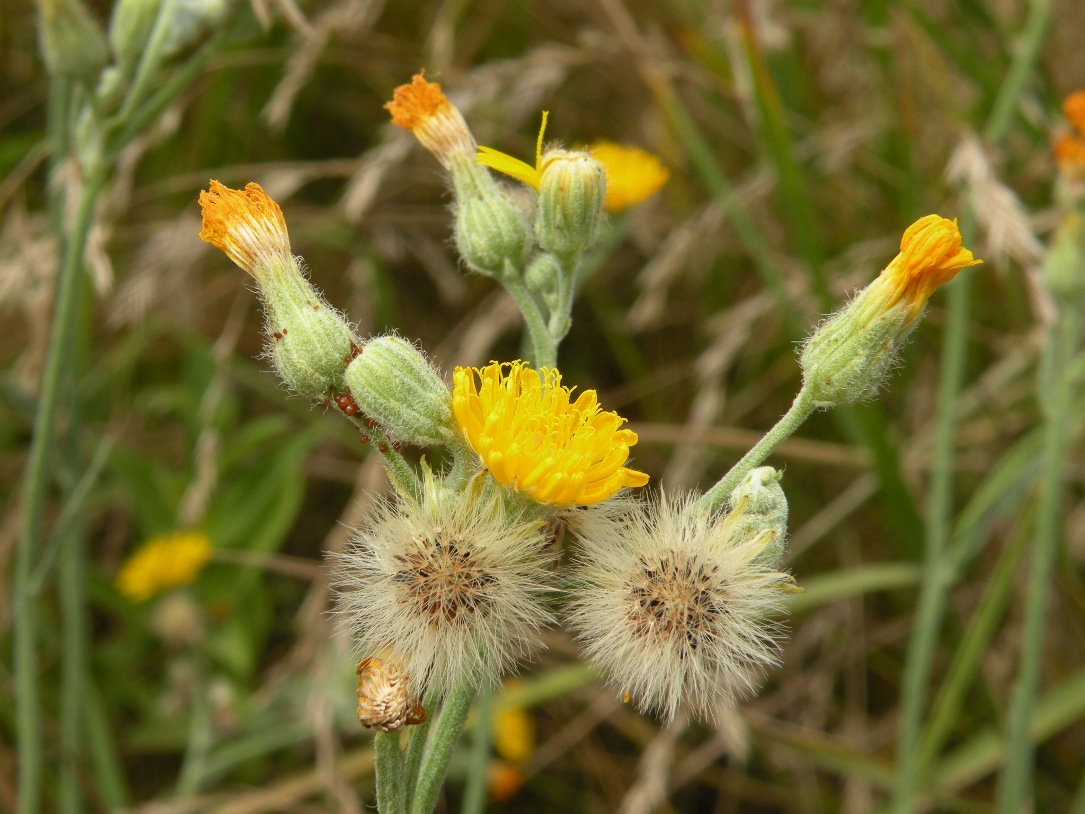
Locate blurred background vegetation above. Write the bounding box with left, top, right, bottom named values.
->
left=2, top=0, right=1085, bottom=811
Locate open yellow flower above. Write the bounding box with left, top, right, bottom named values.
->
left=198, top=180, right=291, bottom=277
left=386, top=73, right=476, bottom=168
left=116, top=531, right=212, bottom=603
left=452, top=361, right=649, bottom=506
left=865, top=215, right=982, bottom=322
left=588, top=141, right=669, bottom=212
left=476, top=112, right=553, bottom=189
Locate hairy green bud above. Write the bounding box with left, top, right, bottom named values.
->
left=450, top=154, right=530, bottom=276
left=263, top=269, right=358, bottom=401
left=199, top=180, right=359, bottom=401
left=534, top=149, right=605, bottom=259
left=39, top=0, right=108, bottom=79
left=344, top=336, right=454, bottom=447
left=800, top=295, right=910, bottom=409
left=727, top=467, right=788, bottom=567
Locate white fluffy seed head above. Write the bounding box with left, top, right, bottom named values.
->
left=567, top=491, right=795, bottom=723
left=333, top=470, right=555, bottom=698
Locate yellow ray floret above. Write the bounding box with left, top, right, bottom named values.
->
left=452, top=361, right=649, bottom=506
left=477, top=111, right=551, bottom=189
left=587, top=141, right=669, bottom=212
left=116, top=531, right=212, bottom=603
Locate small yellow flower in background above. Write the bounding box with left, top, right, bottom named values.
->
left=198, top=181, right=291, bottom=277
left=386, top=73, right=477, bottom=168
left=493, top=691, right=535, bottom=764
left=476, top=111, right=552, bottom=189
left=116, top=531, right=212, bottom=603
left=487, top=681, right=536, bottom=802
left=587, top=141, right=669, bottom=212
left=452, top=361, right=649, bottom=506
left=865, top=215, right=982, bottom=323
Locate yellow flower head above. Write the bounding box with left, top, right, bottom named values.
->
left=452, top=361, right=649, bottom=506
left=866, top=215, right=982, bottom=322
left=386, top=73, right=476, bottom=168
left=198, top=180, right=291, bottom=277
left=588, top=141, right=669, bottom=212
left=1054, top=91, right=1085, bottom=185
left=476, top=111, right=555, bottom=189
left=116, top=531, right=212, bottom=603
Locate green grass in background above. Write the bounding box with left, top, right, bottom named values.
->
left=2, top=0, right=1084, bottom=811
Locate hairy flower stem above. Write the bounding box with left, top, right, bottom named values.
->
left=696, top=388, right=815, bottom=513
left=503, top=273, right=556, bottom=370
left=408, top=683, right=476, bottom=814
left=375, top=732, right=407, bottom=814
left=461, top=688, right=493, bottom=814
left=15, top=166, right=106, bottom=814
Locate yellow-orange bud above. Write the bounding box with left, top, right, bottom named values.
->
left=198, top=181, right=291, bottom=278
left=800, top=216, right=981, bottom=408
left=386, top=73, right=476, bottom=168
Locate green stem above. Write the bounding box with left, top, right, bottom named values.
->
left=893, top=1, right=1051, bottom=804
left=695, top=388, right=815, bottom=513
left=916, top=517, right=1031, bottom=778
left=14, top=167, right=105, bottom=814
left=546, top=255, right=577, bottom=345
left=982, top=0, right=1052, bottom=145
left=107, top=0, right=177, bottom=133
left=349, top=416, right=422, bottom=502
left=174, top=656, right=213, bottom=797
left=460, top=688, right=493, bottom=814
left=996, top=308, right=1079, bottom=812
left=403, top=693, right=436, bottom=811
left=408, top=684, right=476, bottom=814
left=503, top=274, right=556, bottom=370
left=375, top=732, right=407, bottom=814
left=892, top=268, right=972, bottom=813
left=58, top=521, right=86, bottom=814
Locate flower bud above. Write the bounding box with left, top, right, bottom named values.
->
left=727, top=467, right=788, bottom=567
left=345, top=335, right=454, bottom=447
left=355, top=656, right=428, bottom=732
left=265, top=272, right=359, bottom=401
left=198, top=181, right=360, bottom=400
left=387, top=73, right=477, bottom=169
left=1042, top=209, right=1085, bottom=304
left=801, top=215, right=981, bottom=408
left=450, top=154, right=531, bottom=276
left=534, top=149, right=605, bottom=258
left=108, top=0, right=160, bottom=74
left=38, top=0, right=109, bottom=79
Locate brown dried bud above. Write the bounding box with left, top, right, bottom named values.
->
left=355, top=657, right=428, bottom=732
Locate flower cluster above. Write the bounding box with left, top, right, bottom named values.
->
left=196, top=72, right=982, bottom=731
